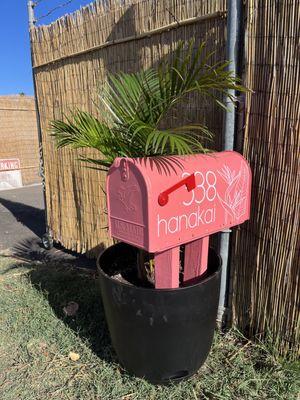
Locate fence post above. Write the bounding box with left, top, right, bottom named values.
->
left=218, top=0, right=243, bottom=325
left=27, top=1, right=36, bottom=28
left=27, top=0, right=52, bottom=244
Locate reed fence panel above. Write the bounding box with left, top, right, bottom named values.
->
left=30, top=0, right=299, bottom=357
left=0, top=96, right=40, bottom=186
left=30, top=0, right=227, bottom=255
left=230, top=0, right=300, bottom=358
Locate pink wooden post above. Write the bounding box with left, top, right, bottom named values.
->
left=154, top=247, right=180, bottom=289
left=155, top=174, right=196, bottom=288
left=183, top=236, right=209, bottom=284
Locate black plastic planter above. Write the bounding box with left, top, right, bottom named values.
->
left=98, top=242, right=222, bottom=384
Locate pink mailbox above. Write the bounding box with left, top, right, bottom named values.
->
left=107, top=151, right=251, bottom=288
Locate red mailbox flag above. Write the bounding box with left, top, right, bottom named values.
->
left=107, top=151, right=251, bottom=288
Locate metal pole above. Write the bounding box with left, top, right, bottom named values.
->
left=27, top=1, right=52, bottom=243
left=27, top=1, right=36, bottom=28
left=217, top=0, right=242, bottom=323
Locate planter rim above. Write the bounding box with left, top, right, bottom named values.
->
left=97, top=243, right=222, bottom=293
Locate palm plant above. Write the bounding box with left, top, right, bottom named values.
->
left=51, top=40, right=245, bottom=285
left=51, top=40, right=244, bottom=169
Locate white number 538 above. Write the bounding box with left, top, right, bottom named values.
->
left=182, top=171, right=217, bottom=206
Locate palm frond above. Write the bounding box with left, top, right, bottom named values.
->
left=50, top=40, right=247, bottom=167
left=77, top=156, right=111, bottom=171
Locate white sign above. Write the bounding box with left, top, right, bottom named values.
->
left=0, top=158, right=23, bottom=190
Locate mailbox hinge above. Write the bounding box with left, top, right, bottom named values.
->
left=120, top=159, right=129, bottom=181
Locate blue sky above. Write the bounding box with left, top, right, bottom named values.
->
left=0, top=0, right=92, bottom=95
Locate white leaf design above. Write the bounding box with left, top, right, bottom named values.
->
left=217, top=162, right=248, bottom=221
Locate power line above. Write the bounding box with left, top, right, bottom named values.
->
left=36, top=0, right=76, bottom=22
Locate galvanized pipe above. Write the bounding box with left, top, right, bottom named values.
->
left=27, top=0, right=36, bottom=28
left=27, top=1, right=50, bottom=238
left=217, top=0, right=242, bottom=323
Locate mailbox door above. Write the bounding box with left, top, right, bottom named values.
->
left=107, top=158, right=150, bottom=249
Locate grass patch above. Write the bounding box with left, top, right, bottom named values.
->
left=0, top=256, right=299, bottom=400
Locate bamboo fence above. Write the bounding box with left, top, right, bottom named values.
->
left=30, top=0, right=299, bottom=357
left=230, top=0, right=300, bottom=358
left=30, top=0, right=227, bottom=255
left=0, top=96, right=40, bottom=185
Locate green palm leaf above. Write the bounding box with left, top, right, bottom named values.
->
left=50, top=40, right=246, bottom=168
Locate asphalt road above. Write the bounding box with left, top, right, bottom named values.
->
left=0, top=184, right=45, bottom=252
left=0, top=184, right=95, bottom=267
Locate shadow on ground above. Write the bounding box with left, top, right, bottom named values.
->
left=1, top=237, right=114, bottom=361
left=0, top=195, right=101, bottom=269
left=0, top=196, right=113, bottom=363
left=8, top=237, right=97, bottom=269
left=0, top=193, right=113, bottom=362
left=0, top=197, right=45, bottom=238
left=26, top=260, right=116, bottom=364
